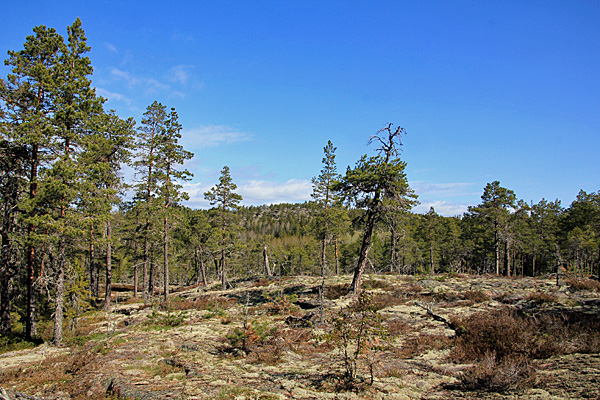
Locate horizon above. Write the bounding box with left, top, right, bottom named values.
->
left=2, top=1, right=598, bottom=216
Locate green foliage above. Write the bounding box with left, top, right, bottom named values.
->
left=0, top=334, right=38, bottom=354
left=145, top=309, right=187, bottom=329
left=263, top=294, right=299, bottom=315
left=225, top=320, right=276, bottom=353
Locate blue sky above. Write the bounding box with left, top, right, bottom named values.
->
left=2, top=1, right=599, bottom=216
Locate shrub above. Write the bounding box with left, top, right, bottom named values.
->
left=449, top=308, right=600, bottom=393
left=393, top=284, right=423, bottom=299
left=526, top=291, right=558, bottom=304
left=371, top=293, right=406, bottom=311
left=461, top=290, right=490, bottom=303
left=460, top=352, right=535, bottom=392
left=363, top=279, right=393, bottom=291
left=318, top=292, right=388, bottom=389
left=566, top=277, right=600, bottom=292
left=145, top=309, right=186, bottom=329
left=386, top=317, right=413, bottom=337
left=225, top=320, right=277, bottom=354
left=0, top=334, right=38, bottom=354
left=263, top=294, right=299, bottom=316
left=450, top=310, right=535, bottom=363
left=325, top=283, right=350, bottom=300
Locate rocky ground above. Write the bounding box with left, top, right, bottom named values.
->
left=1, top=273, right=599, bottom=399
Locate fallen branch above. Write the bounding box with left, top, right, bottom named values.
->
left=415, top=301, right=463, bottom=335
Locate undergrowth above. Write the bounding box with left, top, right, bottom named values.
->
left=449, top=308, right=600, bottom=392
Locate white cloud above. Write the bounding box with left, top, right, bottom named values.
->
left=181, top=182, right=213, bottom=209
left=409, top=181, right=478, bottom=216
left=410, top=181, right=475, bottom=197
left=239, top=179, right=312, bottom=205
left=168, top=65, right=192, bottom=85
left=110, top=67, right=170, bottom=93
left=412, top=200, right=469, bottom=217
left=95, top=88, right=133, bottom=105
left=182, top=125, right=252, bottom=148
left=181, top=179, right=312, bottom=208
left=104, top=42, right=118, bottom=53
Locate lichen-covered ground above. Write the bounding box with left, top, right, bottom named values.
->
left=1, top=274, right=599, bottom=399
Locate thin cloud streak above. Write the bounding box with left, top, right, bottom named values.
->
left=95, top=88, right=133, bottom=105
left=183, top=125, right=252, bottom=148
left=410, top=181, right=475, bottom=197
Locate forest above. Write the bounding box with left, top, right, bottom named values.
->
left=1, top=19, right=599, bottom=351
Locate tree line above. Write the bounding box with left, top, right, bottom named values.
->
left=1, top=21, right=599, bottom=346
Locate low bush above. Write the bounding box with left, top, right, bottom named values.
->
left=363, top=279, right=393, bottom=291
left=526, top=291, right=558, bottom=304
left=0, top=334, right=38, bottom=354
left=324, top=283, right=350, bottom=300
left=393, top=284, right=423, bottom=299
left=371, top=293, right=406, bottom=310
left=386, top=317, right=413, bottom=337
left=461, top=290, right=490, bottom=303
left=566, top=277, right=600, bottom=292
left=144, top=309, right=187, bottom=329
left=263, top=294, right=300, bottom=316
left=460, top=352, right=535, bottom=393
left=449, top=308, right=600, bottom=392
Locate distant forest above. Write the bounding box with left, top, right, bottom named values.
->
left=1, top=20, right=599, bottom=345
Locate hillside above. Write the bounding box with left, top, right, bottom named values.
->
left=1, top=273, right=600, bottom=399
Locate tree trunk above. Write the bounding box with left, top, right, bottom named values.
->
left=349, top=210, right=376, bottom=296
left=163, top=214, right=169, bottom=302
left=429, top=242, right=435, bottom=275
left=505, top=240, right=511, bottom=277
left=390, top=227, right=397, bottom=273
left=133, top=236, right=139, bottom=298
left=25, top=144, right=39, bottom=340
left=320, top=234, right=327, bottom=278
left=89, top=223, right=97, bottom=299
left=334, top=238, right=339, bottom=275
left=221, top=248, right=226, bottom=290
left=199, top=247, right=207, bottom=286
left=53, top=241, right=65, bottom=345
left=495, top=230, right=500, bottom=275
left=221, top=215, right=226, bottom=290
left=143, top=225, right=149, bottom=301
left=105, top=221, right=112, bottom=310
left=0, top=234, right=11, bottom=334
left=264, top=245, right=272, bottom=276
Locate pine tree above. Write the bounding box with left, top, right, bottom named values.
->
left=80, top=110, right=135, bottom=309
left=1, top=23, right=63, bottom=339
left=204, top=166, right=242, bottom=290
left=467, top=181, right=516, bottom=275
left=134, top=101, right=167, bottom=301
left=335, top=124, right=417, bottom=295
left=155, top=107, right=193, bottom=302
left=311, top=140, right=344, bottom=277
